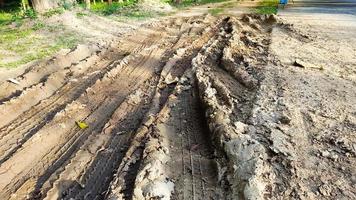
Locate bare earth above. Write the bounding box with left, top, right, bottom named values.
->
left=0, top=2, right=355, bottom=200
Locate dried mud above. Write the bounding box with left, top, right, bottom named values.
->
left=0, top=12, right=355, bottom=200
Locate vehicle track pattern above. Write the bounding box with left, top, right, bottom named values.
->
left=0, top=14, right=280, bottom=200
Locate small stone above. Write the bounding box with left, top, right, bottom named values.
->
left=7, top=78, right=20, bottom=85
left=321, top=150, right=330, bottom=158
left=279, top=115, right=291, bottom=124
left=294, top=59, right=323, bottom=70
left=267, top=14, right=278, bottom=24
left=179, top=76, right=188, bottom=84
left=330, top=153, right=339, bottom=161
left=165, top=73, right=179, bottom=84
left=234, top=121, right=248, bottom=134
left=319, top=184, right=332, bottom=196
left=70, top=78, right=79, bottom=82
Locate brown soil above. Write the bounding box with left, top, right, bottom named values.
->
left=0, top=4, right=355, bottom=200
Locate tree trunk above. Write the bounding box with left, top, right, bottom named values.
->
left=30, top=0, right=57, bottom=12
left=108, top=0, right=112, bottom=5
left=30, top=0, right=75, bottom=12
left=0, top=0, right=4, bottom=8
left=85, top=0, right=90, bottom=9
left=22, top=0, right=30, bottom=11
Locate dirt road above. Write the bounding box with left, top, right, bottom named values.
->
left=0, top=13, right=274, bottom=200
left=0, top=2, right=355, bottom=200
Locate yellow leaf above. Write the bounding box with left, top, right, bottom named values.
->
left=76, top=121, right=88, bottom=129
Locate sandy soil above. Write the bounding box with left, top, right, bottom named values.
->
left=0, top=1, right=355, bottom=200
left=266, top=9, right=356, bottom=199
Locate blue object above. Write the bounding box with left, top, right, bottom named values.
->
left=280, top=0, right=288, bottom=4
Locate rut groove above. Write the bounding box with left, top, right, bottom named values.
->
left=0, top=14, right=277, bottom=200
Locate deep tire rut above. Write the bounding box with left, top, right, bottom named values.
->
left=0, top=14, right=278, bottom=200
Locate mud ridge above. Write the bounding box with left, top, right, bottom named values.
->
left=193, top=14, right=277, bottom=199
left=0, top=14, right=285, bottom=200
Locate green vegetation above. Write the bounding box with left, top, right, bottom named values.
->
left=220, top=1, right=234, bottom=8
left=0, top=0, right=230, bottom=68
left=80, top=1, right=166, bottom=20
left=0, top=14, right=80, bottom=68
left=0, top=24, right=80, bottom=68
left=121, top=10, right=156, bottom=19
left=172, top=0, right=226, bottom=8
left=0, top=8, right=37, bottom=26
left=43, top=8, right=65, bottom=18
left=85, top=1, right=136, bottom=15
left=208, top=8, right=224, bottom=15
left=76, top=11, right=88, bottom=18
left=0, top=11, right=12, bottom=25
left=255, top=0, right=279, bottom=14
left=0, top=1, right=82, bottom=68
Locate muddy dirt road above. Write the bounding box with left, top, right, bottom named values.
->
left=0, top=6, right=355, bottom=200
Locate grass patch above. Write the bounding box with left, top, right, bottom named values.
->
left=43, top=8, right=65, bottom=18
left=86, top=1, right=136, bottom=15
left=123, top=10, right=154, bottom=19
left=84, top=1, right=166, bottom=20
left=0, top=12, right=13, bottom=25
left=208, top=8, right=224, bottom=15
left=76, top=11, right=89, bottom=18
left=0, top=17, right=81, bottom=68
left=0, top=7, right=38, bottom=27
left=0, top=30, right=80, bottom=68
left=255, top=0, right=279, bottom=14
left=220, top=1, right=234, bottom=8
left=172, top=0, right=227, bottom=8
left=0, top=2, right=81, bottom=68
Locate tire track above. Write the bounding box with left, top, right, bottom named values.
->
left=0, top=44, right=98, bottom=101
left=0, top=14, right=279, bottom=200
left=0, top=17, right=192, bottom=200
left=0, top=19, right=184, bottom=168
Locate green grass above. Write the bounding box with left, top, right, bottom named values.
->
left=172, top=0, right=227, bottom=8
left=220, top=1, right=234, bottom=8
left=208, top=8, right=224, bottom=15
left=0, top=15, right=81, bottom=68
left=0, top=7, right=38, bottom=26
left=76, top=11, right=89, bottom=18
left=43, top=8, right=65, bottom=18
left=83, top=1, right=167, bottom=20
left=86, top=1, right=136, bottom=15
left=0, top=30, right=80, bottom=68
left=123, top=10, right=155, bottom=19
left=0, top=12, right=13, bottom=25
left=255, top=0, right=279, bottom=14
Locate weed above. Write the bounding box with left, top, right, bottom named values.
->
left=122, top=9, right=154, bottom=19
left=46, top=24, right=65, bottom=32
left=43, top=8, right=64, bottom=18
left=208, top=8, right=224, bottom=15
left=32, top=21, right=45, bottom=30
left=76, top=12, right=88, bottom=18
left=0, top=13, right=80, bottom=68
left=220, top=1, right=234, bottom=8
left=0, top=27, right=33, bottom=44
left=0, top=12, right=13, bottom=25
left=55, top=34, right=80, bottom=49
left=23, top=8, right=37, bottom=19
left=255, top=0, right=279, bottom=14
left=0, top=30, right=81, bottom=68
left=61, top=0, right=74, bottom=10
left=0, top=8, right=37, bottom=26
left=172, top=0, right=227, bottom=8
left=89, top=1, right=136, bottom=15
